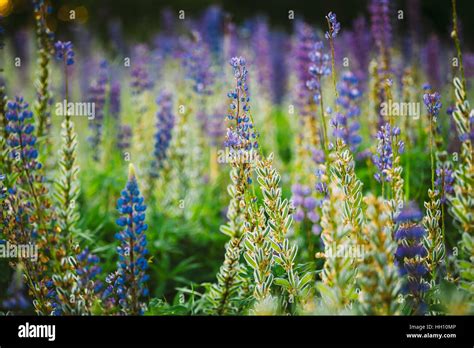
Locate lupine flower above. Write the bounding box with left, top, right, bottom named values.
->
left=291, top=183, right=321, bottom=235
left=350, top=16, right=371, bottom=84
left=76, top=248, right=103, bottom=293
left=54, top=41, right=74, bottom=65
left=423, top=91, right=442, bottom=117
left=200, top=5, right=223, bottom=57
left=252, top=17, right=273, bottom=99
left=6, top=97, right=39, bottom=170
left=394, top=204, right=429, bottom=315
left=331, top=71, right=362, bottom=152
left=424, top=35, right=442, bottom=89
left=369, top=0, right=392, bottom=56
left=294, top=21, right=318, bottom=118
left=225, top=57, right=258, bottom=154
left=325, top=12, right=341, bottom=39
left=110, top=81, right=121, bottom=119
left=271, top=31, right=289, bottom=104
left=306, top=41, right=331, bottom=103
left=117, top=125, right=132, bottom=151
left=372, top=123, right=404, bottom=182
left=114, top=164, right=149, bottom=315
left=88, top=60, right=108, bottom=160
left=130, top=45, right=154, bottom=95
left=151, top=91, right=175, bottom=177
left=434, top=165, right=455, bottom=204
left=182, top=31, right=214, bottom=96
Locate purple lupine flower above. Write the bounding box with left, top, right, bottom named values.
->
left=423, top=91, right=442, bottom=117
left=396, top=201, right=423, bottom=222
left=225, top=57, right=258, bottom=153
left=117, top=125, right=132, bottom=151
left=306, top=41, right=331, bottom=103
left=394, top=204, right=429, bottom=315
left=294, top=21, right=318, bottom=118
left=369, top=0, right=392, bottom=56
left=325, top=12, right=341, bottom=39
left=423, top=35, right=442, bottom=89
left=87, top=60, right=108, bottom=161
left=54, top=41, right=74, bottom=65
left=271, top=31, right=290, bottom=104
left=182, top=30, right=214, bottom=96
left=108, top=19, right=128, bottom=56
left=151, top=91, right=175, bottom=177
left=114, top=164, right=149, bottom=315
left=372, top=123, right=404, bottom=182
left=292, top=180, right=324, bottom=235
left=350, top=16, right=371, bottom=85
left=73, top=25, right=93, bottom=99
left=331, top=71, right=362, bottom=152
left=110, top=81, right=121, bottom=119
left=12, top=29, right=30, bottom=82
left=434, top=165, right=455, bottom=204
left=252, top=17, right=273, bottom=99
left=130, top=45, right=154, bottom=96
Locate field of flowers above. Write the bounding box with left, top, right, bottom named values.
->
left=0, top=0, right=473, bottom=317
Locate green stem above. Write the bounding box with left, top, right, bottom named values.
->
left=451, top=0, right=466, bottom=92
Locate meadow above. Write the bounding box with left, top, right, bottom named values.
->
left=0, top=0, right=473, bottom=316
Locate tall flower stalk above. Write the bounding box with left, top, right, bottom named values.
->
left=358, top=194, right=401, bottom=315
left=208, top=57, right=257, bottom=315
left=114, top=164, right=150, bottom=315
left=449, top=77, right=473, bottom=304
left=32, top=0, right=54, bottom=139
left=53, top=41, right=80, bottom=236
left=256, top=154, right=312, bottom=311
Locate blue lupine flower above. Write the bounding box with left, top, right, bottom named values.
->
left=325, top=12, right=341, bottom=39
left=394, top=204, right=429, bottom=315
left=114, top=164, right=149, bottom=315
left=76, top=248, right=103, bottom=292
left=306, top=41, right=331, bottom=103
left=372, top=123, right=404, bottom=183
left=423, top=91, right=442, bottom=117
left=54, top=41, right=74, bottom=65
left=225, top=56, right=258, bottom=153
left=294, top=21, right=318, bottom=118
left=434, top=165, right=455, bottom=204
left=330, top=71, right=363, bottom=152
left=6, top=97, right=41, bottom=171
left=200, top=5, right=223, bottom=57
left=182, top=30, right=214, bottom=96
left=151, top=91, right=174, bottom=177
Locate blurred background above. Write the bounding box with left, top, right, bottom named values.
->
left=1, top=0, right=474, bottom=48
